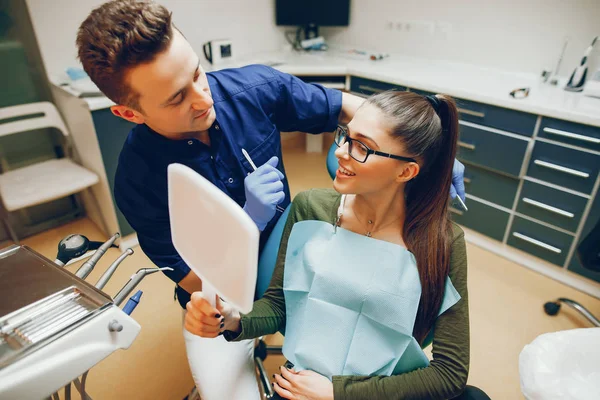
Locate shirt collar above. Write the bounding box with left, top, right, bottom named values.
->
left=132, top=122, right=219, bottom=160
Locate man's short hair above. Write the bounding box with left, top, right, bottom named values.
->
left=76, top=0, right=174, bottom=111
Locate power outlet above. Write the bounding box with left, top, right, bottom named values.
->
left=411, top=21, right=435, bottom=36
left=391, top=20, right=435, bottom=36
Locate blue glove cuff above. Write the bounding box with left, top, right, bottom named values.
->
left=243, top=203, right=267, bottom=231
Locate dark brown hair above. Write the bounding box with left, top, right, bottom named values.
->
left=366, top=91, right=459, bottom=344
left=76, top=0, right=174, bottom=110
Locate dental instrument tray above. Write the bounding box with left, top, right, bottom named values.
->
left=0, top=243, right=144, bottom=400
left=0, top=245, right=112, bottom=370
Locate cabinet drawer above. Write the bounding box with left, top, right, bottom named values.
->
left=349, top=76, right=406, bottom=97
left=516, top=180, right=588, bottom=233
left=455, top=98, right=537, bottom=137
left=569, top=253, right=600, bottom=283
left=507, top=217, right=573, bottom=266
left=526, top=141, right=599, bottom=195
left=567, top=192, right=600, bottom=283
left=296, top=75, right=346, bottom=85
left=539, top=117, right=600, bottom=152
left=458, top=123, right=529, bottom=177
left=463, top=164, right=519, bottom=209
left=450, top=198, right=510, bottom=241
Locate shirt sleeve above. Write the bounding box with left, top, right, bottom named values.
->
left=331, top=228, right=470, bottom=400
left=270, top=68, right=343, bottom=134
left=114, top=159, right=190, bottom=284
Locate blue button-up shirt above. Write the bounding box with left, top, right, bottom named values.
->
left=114, top=65, right=342, bottom=307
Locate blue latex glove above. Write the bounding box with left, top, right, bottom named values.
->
left=450, top=159, right=466, bottom=201
left=243, top=156, right=285, bottom=231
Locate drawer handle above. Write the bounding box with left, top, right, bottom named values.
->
left=533, top=160, right=590, bottom=178
left=449, top=207, right=464, bottom=216
left=319, top=82, right=347, bottom=90
left=522, top=198, right=575, bottom=218
left=463, top=177, right=472, bottom=184
left=457, top=108, right=485, bottom=118
left=543, top=127, right=600, bottom=144
left=358, top=85, right=386, bottom=93
left=458, top=141, right=476, bottom=150
left=513, top=232, right=562, bottom=254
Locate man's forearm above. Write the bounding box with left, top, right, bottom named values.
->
left=178, top=270, right=203, bottom=294
left=338, top=92, right=364, bottom=125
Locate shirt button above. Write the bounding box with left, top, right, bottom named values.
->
left=228, top=178, right=234, bottom=183
left=187, top=140, right=193, bottom=145
left=215, top=125, right=220, bottom=130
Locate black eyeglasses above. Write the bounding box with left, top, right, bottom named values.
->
left=334, top=125, right=417, bottom=164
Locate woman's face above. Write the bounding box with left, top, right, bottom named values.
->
left=333, top=103, right=418, bottom=196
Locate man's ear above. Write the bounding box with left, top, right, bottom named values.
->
left=110, top=105, right=145, bottom=124
left=396, top=162, right=420, bottom=183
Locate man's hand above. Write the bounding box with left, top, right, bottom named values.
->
left=450, top=159, right=466, bottom=201
left=339, top=92, right=365, bottom=125
left=273, top=366, right=334, bottom=400
left=243, top=156, right=285, bottom=231
left=184, top=292, right=241, bottom=337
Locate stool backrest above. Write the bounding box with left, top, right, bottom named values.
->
left=0, top=102, right=69, bottom=139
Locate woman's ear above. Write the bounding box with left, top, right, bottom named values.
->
left=110, top=105, right=145, bottom=124
left=396, top=162, right=420, bottom=183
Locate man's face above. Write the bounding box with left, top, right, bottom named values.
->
left=116, top=29, right=216, bottom=139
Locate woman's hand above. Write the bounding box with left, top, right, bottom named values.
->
left=184, top=292, right=241, bottom=337
left=273, top=366, right=334, bottom=400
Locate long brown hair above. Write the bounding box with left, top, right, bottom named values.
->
left=366, top=91, right=459, bottom=344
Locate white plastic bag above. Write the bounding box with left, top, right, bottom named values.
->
left=519, top=328, right=600, bottom=400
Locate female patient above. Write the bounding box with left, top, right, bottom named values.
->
left=185, top=91, right=474, bottom=400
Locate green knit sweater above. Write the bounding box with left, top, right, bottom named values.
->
left=226, top=188, right=470, bottom=399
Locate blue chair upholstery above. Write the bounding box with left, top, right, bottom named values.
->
left=255, top=141, right=334, bottom=299
left=255, top=204, right=292, bottom=299
left=254, top=205, right=292, bottom=398
left=326, top=142, right=338, bottom=180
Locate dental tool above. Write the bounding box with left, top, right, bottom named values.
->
left=55, top=234, right=119, bottom=267
left=122, top=290, right=143, bottom=316
left=94, top=248, right=135, bottom=290
left=565, top=36, right=599, bottom=92
left=455, top=195, right=469, bottom=212
left=54, top=234, right=90, bottom=266
left=75, top=233, right=120, bottom=280
left=112, top=267, right=173, bottom=306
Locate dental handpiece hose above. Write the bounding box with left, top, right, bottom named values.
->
left=95, top=248, right=134, bottom=290
left=113, top=267, right=173, bottom=306
left=75, top=232, right=120, bottom=280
